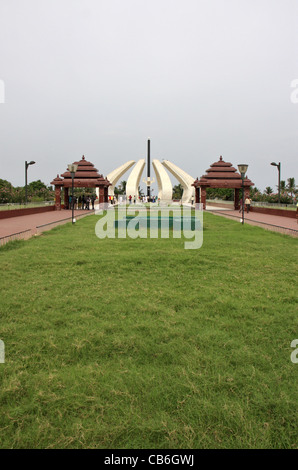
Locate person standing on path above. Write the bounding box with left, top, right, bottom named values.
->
left=245, top=197, right=251, bottom=213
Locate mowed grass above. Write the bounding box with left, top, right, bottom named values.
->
left=0, top=212, right=297, bottom=449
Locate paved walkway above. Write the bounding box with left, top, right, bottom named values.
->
left=0, top=209, right=94, bottom=243
left=206, top=205, right=298, bottom=236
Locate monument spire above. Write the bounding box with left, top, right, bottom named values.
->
left=147, top=138, right=151, bottom=198
left=143, top=138, right=155, bottom=201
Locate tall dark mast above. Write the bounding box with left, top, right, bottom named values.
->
left=147, top=138, right=151, bottom=199
left=142, top=138, right=155, bottom=200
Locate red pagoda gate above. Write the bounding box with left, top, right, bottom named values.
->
left=51, top=155, right=111, bottom=210
left=193, top=156, right=254, bottom=210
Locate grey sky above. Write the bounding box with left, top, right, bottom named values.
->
left=0, top=0, right=297, bottom=192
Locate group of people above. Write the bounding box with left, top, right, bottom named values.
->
left=108, top=195, right=117, bottom=205
left=128, top=195, right=159, bottom=204
left=68, top=194, right=96, bottom=210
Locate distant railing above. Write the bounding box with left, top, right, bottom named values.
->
left=251, top=201, right=296, bottom=210
left=206, top=199, right=296, bottom=210
left=0, top=201, right=54, bottom=211
left=206, top=199, right=233, bottom=204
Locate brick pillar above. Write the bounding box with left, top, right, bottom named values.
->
left=234, top=188, right=240, bottom=210
left=195, top=187, right=200, bottom=204
left=201, top=188, right=207, bottom=210
left=64, top=187, right=69, bottom=209
left=54, top=186, right=61, bottom=210
left=98, top=186, right=105, bottom=204
left=104, top=187, right=108, bottom=203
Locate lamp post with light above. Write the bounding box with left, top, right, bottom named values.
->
left=270, top=162, right=281, bottom=205
left=68, top=163, right=78, bottom=224
left=25, top=160, right=36, bottom=205
left=238, top=164, right=248, bottom=225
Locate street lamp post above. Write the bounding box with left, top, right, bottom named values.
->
left=25, top=160, right=36, bottom=205
left=270, top=162, right=281, bottom=205
left=238, top=164, right=248, bottom=225
left=68, top=164, right=78, bottom=224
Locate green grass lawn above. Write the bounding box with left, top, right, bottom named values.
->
left=0, top=212, right=297, bottom=449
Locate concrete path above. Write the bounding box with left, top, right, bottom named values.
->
left=206, top=206, right=298, bottom=235
left=0, top=209, right=94, bottom=242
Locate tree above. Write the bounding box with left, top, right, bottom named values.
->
left=0, top=179, right=54, bottom=204
left=114, top=180, right=126, bottom=195
left=206, top=188, right=234, bottom=200
left=0, top=179, right=13, bottom=203
left=251, top=187, right=260, bottom=194
left=265, top=186, right=273, bottom=195
left=173, top=184, right=183, bottom=200
left=27, top=180, right=54, bottom=201
left=0, top=179, right=12, bottom=189
left=13, top=187, right=26, bottom=204
left=74, top=187, right=96, bottom=197
left=250, top=187, right=264, bottom=201
left=28, top=180, right=47, bottom=192
left=287, top=178, right=296, bottom=197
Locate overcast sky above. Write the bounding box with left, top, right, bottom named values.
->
left=0, top=0, right=297, bottom=193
